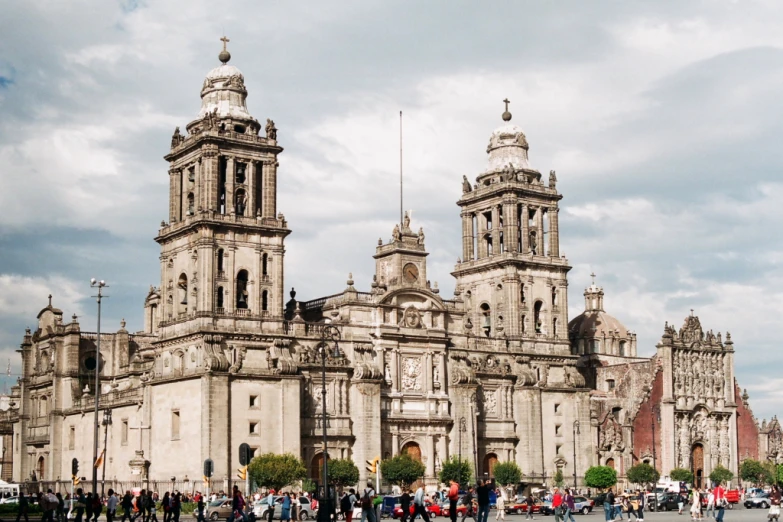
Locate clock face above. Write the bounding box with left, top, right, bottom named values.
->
left=403, top=263, right=419, bottom=283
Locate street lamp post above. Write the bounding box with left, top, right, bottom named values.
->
left=90, top=278, right=108, bottom=494
left=573, top=420, right=580, bottom=489
left=458, top=417, right=467, bottom=484
left=101, top=409, right=112, bottom=497
left=317, top=324, right=341, bottom=522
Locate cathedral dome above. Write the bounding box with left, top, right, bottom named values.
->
left=568, top=309, right=630, bottom=339
left=197, top=49, right=255, bottom=122
left=568, top=277, right=637, bottom=357
left=485, top=121, right=531, bottom=173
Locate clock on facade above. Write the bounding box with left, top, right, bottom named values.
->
left=403, top=263, right=419, bottom=283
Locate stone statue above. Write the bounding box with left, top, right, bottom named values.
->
left=417, top=227, right=425, bottom=245
left=235, top=192, right=246, bottom=216
left=203, top=108, right=218, bottom=131
left=392, top=224, right=402, bottom=241
left=462, top=175, right=472, bottom=193
left=504, top=163, right=514, bottom=181
left=403, top=211, right=411, bottom=230
left=433, top=366, right=440, bottom=384
left=171, top=127, right=184, bottom=148
left=265, top=119, right=277, bottom=140
left=549, top=170, right=557, bottom=189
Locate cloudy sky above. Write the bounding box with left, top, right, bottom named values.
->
left=1, top=1, right=783, bottom=418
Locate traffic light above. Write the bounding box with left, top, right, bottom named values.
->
left=203, top=458, right=214, bottom=478
left=203, top=475, right=211, bottom=488
left=237, top=466, right=247, bottom=481
left=365, top=456, right=379, bottom=473
left=72, top=475, right=80, bottom=486
left=71, top=458, right=79, bottom=477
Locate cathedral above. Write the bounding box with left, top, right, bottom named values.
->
left=4, top=44, right=781, bottom=493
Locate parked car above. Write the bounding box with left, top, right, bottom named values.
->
left=574, top=496, right=594, bottom=515
left=506, top=500, right=543, bottom=515
left=745, top=493, right=771, bottom=509
left=207, top=499, right=234, bottom=521
left=0, top=496, right=19, bottom=505
left=657, top=493, right=686, bottom=512
left=393, top=500, right=440, bottom=519
left=441, top=501, right=468, bottom=518
left=253, top=496, right=315, bottom=521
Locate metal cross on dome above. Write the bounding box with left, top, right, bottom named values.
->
left=503, top=98, right=510, bottom=112
left=220, top=35, right=230, bottom=51
left=591, top=272, right=597, bottom=285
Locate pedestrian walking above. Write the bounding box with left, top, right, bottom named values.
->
left=341, top=489, right=357, bottom=522
left=196, top=494, right=205, bottom=522
left=636, top=490, right=645, bottom=522
left=147, top=490, right=159, bottom=522
left=171, top=493, right=182, bottom=522
left=690, top=489, right=701, bottom=521
left=42, top=489, right=57, bottom=522
left=460, top=486, right=477, bottom=522
left=401, top=489, right=412, bottom=522
left=677, top=492, right=685, bottom=516
left=266, top=491, right=276, bottom=522
left=564, top=489, right=576, bottom=522
left=705, top=489, right=715, bottom=520
left=413, top=486, right=431, bottom=522
left=15, top=491, right=29, bottom=522
left=56, top=492, right=66, bottom=522
left=495, top=490, right=505, bottom=522
left=713, top=484, right=725, bottom=522
left=448, top=480, right=460, bottom=522
left=360, top=481, right=377, bottom=522
left=281, top=492, right=291, bottom=522
left=162, top=493, right=171, bottom=522
left=76, top=489, right=87, bottom=522
left=552, top=488, right=564, bottom=522
left=92, top=491, right=103, bottom=522
left=604, top=489, right=615, bottom=522
left=107, top=490, right=118, bottom=522
left=525, top=493, right=536, bottom=521
left=476, top=481, right=490, bottom=522
left=86, top=493, right=94, bottom=522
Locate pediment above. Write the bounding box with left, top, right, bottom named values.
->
left=378, top=288, right=446, bottom=311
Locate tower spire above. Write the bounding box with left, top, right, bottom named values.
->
left=502, top=98, right=512, bottom=122
left=219, top=35, right=231, bottom=64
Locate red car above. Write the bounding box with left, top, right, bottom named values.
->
left=506, top=501, right=543, bottom=515
left=441, top=504, right=468, bottom=518
left=393, top=500, right=440, bottom=519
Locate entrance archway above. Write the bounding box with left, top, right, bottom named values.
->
left=310, top=453, right=329, bottom=481
left=37, top=456, right=45, bottom=481
left=692, top=444, right=704, bottom=489
left=484, top=453, right=499, bottom=479
left=606, top=458, right=615, bottom=470
left=401, top=442, right=422, bottom=461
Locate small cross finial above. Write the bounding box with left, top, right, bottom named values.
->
left=48, top=294, right=52, bottom=306
left=690, top=308, right=694, bottom=316
left=501, top=98, right=512, bottom=122
left=590, top=272, right=596, bottom=285
left=218, top=36, right=231, bottom=64
left=220, top=35, right=230, bottom=51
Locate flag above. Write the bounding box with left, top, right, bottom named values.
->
left=94, top=449, right=105, bottom=468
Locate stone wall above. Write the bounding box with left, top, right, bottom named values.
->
left=632, top=368, right=664, bottom=470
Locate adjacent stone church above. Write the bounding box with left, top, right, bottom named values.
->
left=5, top=45, right=781, bottom=492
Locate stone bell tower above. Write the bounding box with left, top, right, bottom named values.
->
left=152, top=38, right=290, bottom=336
left=452, top=100, right=570, bottom=351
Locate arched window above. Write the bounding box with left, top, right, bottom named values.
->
left=483, top=453, right=499, bottom=479
left=236, top=270, right=249, bottom=309
left=235, top=162, right=246, bottom=184
left=606, top=458, right=615, bottom=469
left=178, top=273, right=188, bottom=306
left=534, top=301, right=543, bottom=333
left=186, top=193, right=194, bottom=215
left=521, top=315, right=526, bottom=334
left=262, top=253, right=268, bottom=277
left=552, top=286, right=557, bottom=306
left=261, top=290, right=268, bottom=312
left=552, top=317, right=558, bottom=338
left=216, top=287, right=224, bottom=309
left=480, top=303, right=491, bottom=337
left=217, top=249, right=224, bottom=272
left=310, top=453, right=328, bottom=481
left=235, top=189, right=247, bottom=216
left=619, top=340, right=627, bottom=357
left=39, top=396, right=48, bottom=417
left=529, top=230, right=538, bottom=255
left=37, top=456, right=45, bottom=481
left=521, top=286, right=526, bottom=304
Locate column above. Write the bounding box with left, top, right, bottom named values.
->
left=506, top=201, right=519, bottom=253
left=247, top=161, right=256, bottom=217
left=169, top=169, right=179, bottom=221
left=201, top=151, right=217, bottom=212
left=254, top=161, right=263, bottom=216
left=439, top=353, right=447, bottom=395
left=477, top=212, right=487, bottom=258
left=462, top=212, right=473, bottom=261
left=535, top=207, right=545, bottom=255
left=491, top=206, right=500, bottom=255
left=392, top=433, right=399, bottom=456
left=262, top=160, right=278, bottom=218
left=426, top=435, right=436, bottom=477
left=226, top=157, right=236, bottom=214
left=521, top=204, right=529, bottom=253
left=549, top=207, right=560, bottom=257
left=391, top=349, right=399, bottom=392
left=425, top=352, right=432, bottom=393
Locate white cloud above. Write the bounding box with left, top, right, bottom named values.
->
left=0, top=274, right=86, bottom=320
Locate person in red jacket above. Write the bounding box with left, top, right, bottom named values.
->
left=552, top=488, right=564, bottom=522
left=448, top=480, right=460, bottom=522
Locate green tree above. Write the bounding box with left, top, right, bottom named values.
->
left=301, top=478, right=317, bottom=494
left=493, top=462, right=523, bottom=488
left=380, top=454, right=426, bottom=489
left=248, top=453, right=307, bottom=492
left=439, top=457, right=472, bottom=487
left=626, top=463, right=660, bottom=487
left=776, top=464, right=783, bottom=486
left=709, top=465, right=734, bottom=486
left=740, top=459, right=771, bottom=485
left=553, top=469, right=565, bottom=487
left=328, top=458, right=360, bottom=488
left=669, top=468, right=694, bottom=483
left=584, top=466, right=617, bottom=490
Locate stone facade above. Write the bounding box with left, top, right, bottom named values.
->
left=4, top=46, right=780, bottom=491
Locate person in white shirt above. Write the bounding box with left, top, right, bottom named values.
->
left=413, top=487, right=431, bottom=522
left=705, top=490, right=715, bottom=520
left=107, top=490, right=119, bottom=522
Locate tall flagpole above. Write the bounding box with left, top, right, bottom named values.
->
left=400, top=111, right=403, bottom=226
